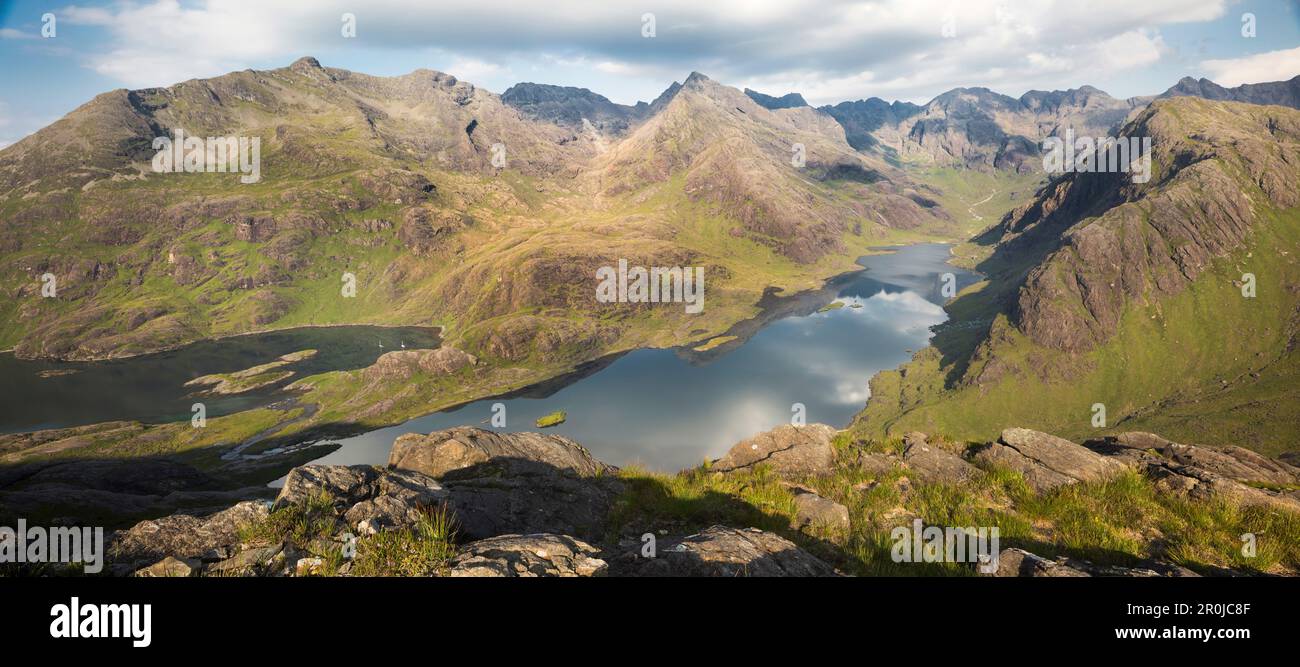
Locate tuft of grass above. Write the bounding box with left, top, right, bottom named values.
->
left=238, top=491, right=339, bottom=547
left=351, top=505, right=458, bottom=577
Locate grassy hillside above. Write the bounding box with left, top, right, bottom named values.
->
left=856, top=99, right=1300, bottom=456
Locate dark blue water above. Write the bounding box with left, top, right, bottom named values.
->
left=311, top=244, right=978, bottom=472
left=0, top=326, right=441, bottom=433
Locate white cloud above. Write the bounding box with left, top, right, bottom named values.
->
left=1201, top=46, right=1300, bottom=87
left=0, top=27, right=38, bottom=40
left=55, top=0, right=1232, bottom=101
left=444, top=58, right=507, bottom=81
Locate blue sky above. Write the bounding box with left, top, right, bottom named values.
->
left=1, top=0, right=1298, bottom=147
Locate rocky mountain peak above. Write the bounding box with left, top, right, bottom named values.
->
left=744, top=88, right=809, bottom=110
left=289, top=56, right=323, bottom=72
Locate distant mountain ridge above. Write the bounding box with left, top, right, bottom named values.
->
left=820, top=75, right=1300, bottom=171
left=743, top=88, right=809, bottom=110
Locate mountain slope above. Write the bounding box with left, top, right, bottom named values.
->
left=856, top=97, right=1300, bottom=456
left=0, top=59, right=956, bottom=376
left=501, top=82, right=650, bottom=136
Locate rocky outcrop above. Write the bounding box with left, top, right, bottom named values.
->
left=361, top=347, right=476, bottom=384
left=711, top=423, right=838, bottom=476
left=108, top=500, right=270, bottom=570
left=788, top=486, right=851, bottom=534
left=968, top=428, right=1127, bottom=492
left=275, top=464, right=450, bottom=536
left=616, top=526, right=839, bottom=577
left=448, top=534, right=608, bottom=577
left=389, top=426, right=613, bottom=479
left=989, top=547, right=1199, bottom=578
left=1085, top=432, right=1300, bottom=511
left=90, top=422, right=1297, bottom=578
left=388, top=427, right=622, bottom=540
left=900, top=432, right=980, bottom=484
left=133, top=556, right=201, bottom=578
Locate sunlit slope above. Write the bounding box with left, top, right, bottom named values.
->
left=857, top=98, right=1300, bottom=456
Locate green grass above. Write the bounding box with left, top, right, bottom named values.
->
left=351, top=505, right=458, bottom=577
left=535, top=410, right=567, bottom=428
left=857, top=206, right=1300, bottom=456
left=610, top=443, right=1300, bottom=576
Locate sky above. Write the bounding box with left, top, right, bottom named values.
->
left=1, top=0, right=1298, bottom=147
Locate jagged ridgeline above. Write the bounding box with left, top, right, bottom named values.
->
left=0, top=57, right=954, bottom=363
left=857, top=97, right=1300, bottom=456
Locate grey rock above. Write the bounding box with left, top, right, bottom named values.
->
left=207, top=545, right=282, bottom=576
left=133, top=556, right=200, bottom=577
left=387, top=428, right=621, bottom=541
left=294, top=557, right=325, bottom=576
left=274, top=465, right=380, bottom=508
left=786, top=485, right=851, bottom=534
left=389, top=427, right=614, bottom=479
left=1094, top=432, right=1300, bottom=485
left=448, top=534, right=608, bottom=577
left=989, top=547, right=1200, bottom=577
left=711, top=424, right=838, bottom=476
left=968, top=442, right=1076, bottom=492
left=969, top=428, right=1126, bottom=492
left=345, top=495, right=424, bottom=535
left=1087, top=432, right=1300, bottom=511
left=901, top=433, right=980, bottom=483
left=619, top=525, right=839, bottom=577
left=108, top=500, right=269, bottom=568
left=442, top=473, right=624, bottom=542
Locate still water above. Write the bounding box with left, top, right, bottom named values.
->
left=0, top=326, right=441, bottom=433
left=310, top=244, right=977, bottom=472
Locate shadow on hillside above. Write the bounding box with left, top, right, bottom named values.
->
left=606, top=475, right=973, bottom=576
left=924, top=170, right=1135, bottom=388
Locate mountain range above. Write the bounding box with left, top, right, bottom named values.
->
left=2, top=56, right=1299, bottom=524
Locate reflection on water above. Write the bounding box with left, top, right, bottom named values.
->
left=0, top=326, right=441, bottom=433
left=313, top=244, right=978, bottom=473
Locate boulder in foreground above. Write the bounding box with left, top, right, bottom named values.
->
left=711, top=423, right=838, bottom=476
left=449, top=534, right=607, bottom=577
left=618, top=525, right=839, bottom=577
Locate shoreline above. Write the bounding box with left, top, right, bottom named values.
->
left=2, top=322, right=446, bottom=364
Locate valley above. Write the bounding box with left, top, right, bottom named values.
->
left=1, top=58, right=1298, bottom=569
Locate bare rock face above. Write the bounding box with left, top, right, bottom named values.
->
left=989, top=547, right=1199, bottom=578
left=133, top=556, right=200, bottom=577
left=788, top=487, right=851, bottom=534
left=901, top=432, right=980, bottom=484
left=274, top=465, right=380, bottom=508
left=107, top=500, right=270, bottom=569
left=1101, top=432, right=1300, bottom=486
left=274, top=465, right=450, bottom=536
left=448, top=534, right=608, bottom=577
left=1085, top=432, right=1300, bottom=511
left=388, top=427, right=622, bottom=541
left=968, top=428, right=1127, bottom=492
left=361, top=347, right=476, bottom=383
left=389, top=426, right=613, bottom=479
left=619, top=526, right=839, bottom=577
left=711, top=424, right=838, bottom=477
